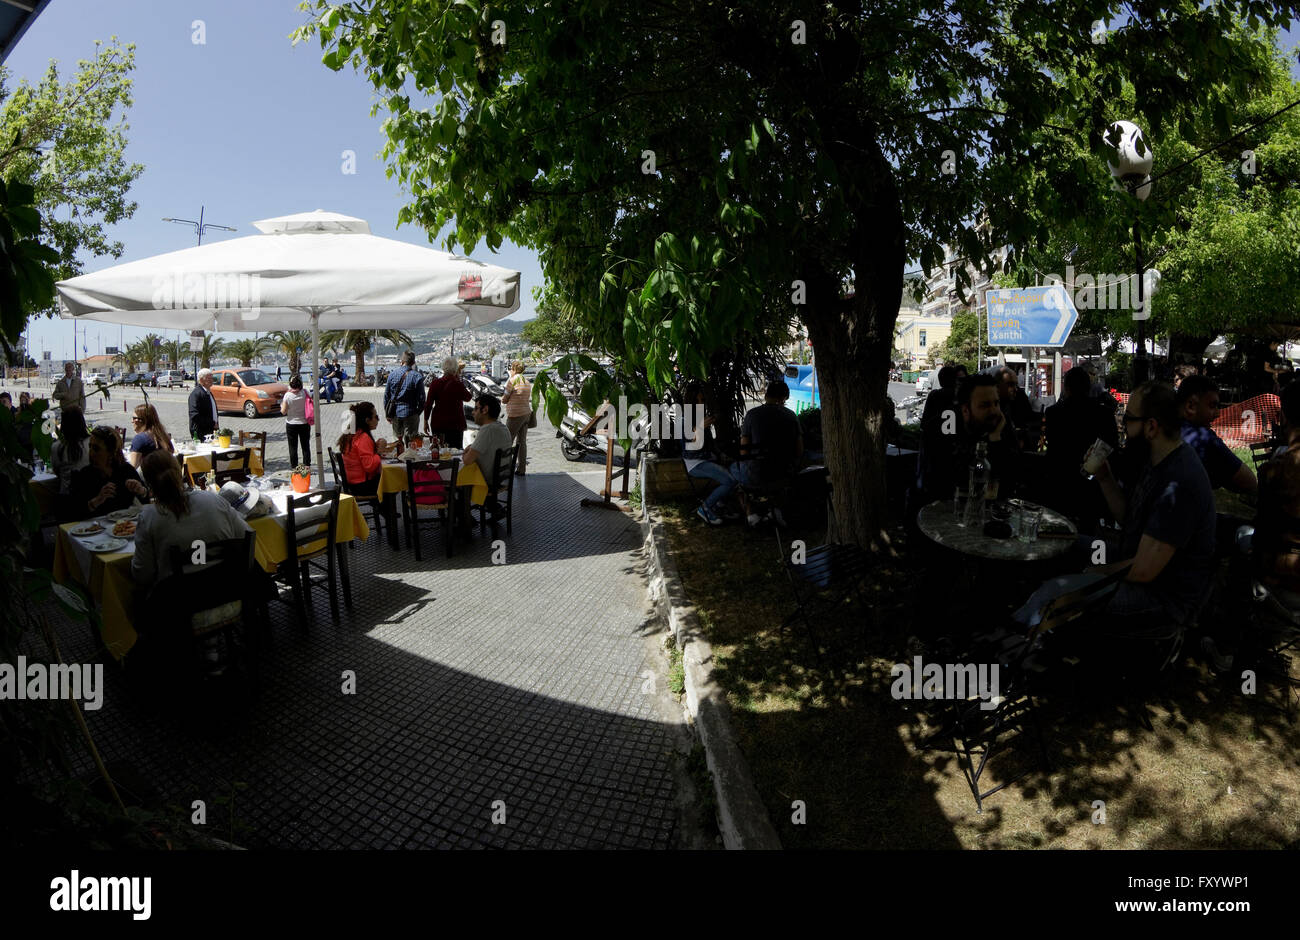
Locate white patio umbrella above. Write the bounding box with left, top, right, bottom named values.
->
left=56, top=210, right=521, bottom=482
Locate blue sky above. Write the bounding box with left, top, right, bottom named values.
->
left=6, top=0, right=546, bottom=361
left=4, top=2, right=1298, bottom=361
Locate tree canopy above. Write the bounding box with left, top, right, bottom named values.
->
left=0, top=38, right=143, bottom=293
left=295, top=0, right=1300, bottom=545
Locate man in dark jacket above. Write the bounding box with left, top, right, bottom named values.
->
left=188, top=368, right=219, bottom=440
left=918, top=373, right=1018, bottom=505
left=1043, top=366, right=1118, bottom=526
left=385, top=351, right=425, bottom=444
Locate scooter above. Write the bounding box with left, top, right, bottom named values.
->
left=318, top=367, right=346, bottom=403
left=557, top=399, right=663, bottom=462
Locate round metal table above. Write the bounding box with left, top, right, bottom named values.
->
left=917, top=500, right=1078, bottom=562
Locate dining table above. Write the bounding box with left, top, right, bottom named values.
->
left=916, top=499, right=1078, bottom=563
left=172, top=441, right=266, bottom=480
left=52, top=486, right=370, bottom=661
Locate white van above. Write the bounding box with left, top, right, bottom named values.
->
left=156, top=370, right=186, bottom=388
left=915, top=369, right=938, bottom=394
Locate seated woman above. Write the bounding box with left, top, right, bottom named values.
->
left=50, top=406, right=91, bottom=495
left=338, top=401, right=395, bottom=497
left=681, top=381, right=736, bottom=526
left=128, top=403, right=175, bottom=468
left=132, top=451, right=251, bottom=587
left=69, top=426, right=149, bottom=520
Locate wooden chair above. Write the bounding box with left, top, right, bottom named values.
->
left=238, top=430, right=267, bottom=469
left=272, top=488, right=343, bottom=630
left=402, top=457, right=459, bottom=560
left=211, top=447, right=254, bottom=487
left=328, top=447, right=387, bottom=546
left=145, top=531, right=261, bottom=689
left=474, top=446, right=516, bottom=536
left=734, top=442, right=797, bottom=524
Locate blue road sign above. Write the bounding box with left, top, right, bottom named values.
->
left=985, top=285, right=1079, bottom=347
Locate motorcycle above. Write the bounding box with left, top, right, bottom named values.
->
left=318, top=367, right=346, bottom=403
left=556, top=399, right=665, bottom=463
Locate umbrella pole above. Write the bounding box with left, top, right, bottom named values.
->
left=312, top=311, right=324, bottom=485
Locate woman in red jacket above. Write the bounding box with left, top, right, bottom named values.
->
left=423, top=356, right=473, bottom=447
left=338, top=401, right=394, bottom=497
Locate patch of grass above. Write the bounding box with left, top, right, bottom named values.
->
left=658, top=497, right=1300, bottom=850
left=665, top=638, right=685, bottom=696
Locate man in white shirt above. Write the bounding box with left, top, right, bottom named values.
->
left=461, top=395, right=514, bottom=535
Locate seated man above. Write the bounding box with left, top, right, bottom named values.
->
left=461, top=394, right=514, bottom=533
left=918, top=373, right=1017, bottom=506
left=1089, top=381, right=1217, bottom=630
left=992, top=365, right=1030, bottom=449
left=1177, top=374, right=1257, bottom=495
left=734, top=379, right=803, bottom=525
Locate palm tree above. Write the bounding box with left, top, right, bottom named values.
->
left=268, top=330, right=313, bottom=376
left=225, top=336, right=273, bottom=368
left=125, top=339, right=151, bottom=371
left=198, top=334, right=226, bottom=369
left=162, top=337, right=185, bottom=371
left=320, top=329, right=414, bottom=382
left=139, top=333, right=165, bottom=371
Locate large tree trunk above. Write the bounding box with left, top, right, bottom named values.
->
left=799, top=130, right=906, bottom=552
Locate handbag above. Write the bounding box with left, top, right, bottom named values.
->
left=304, top=392, right=315, bottom=426
left=527, top=409, right=538, bottom=429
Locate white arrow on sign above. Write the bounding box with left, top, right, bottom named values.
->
left=1043, top=286, right=1074, bottom=344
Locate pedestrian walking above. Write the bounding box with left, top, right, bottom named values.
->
left=500, top=360, right=533, bottom=474
left=281, top=374, right=312, bottom=467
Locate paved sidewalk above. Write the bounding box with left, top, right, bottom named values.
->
left=42, top=471, right=694, bottom=848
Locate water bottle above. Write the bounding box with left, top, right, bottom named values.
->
left=964, top=441, right=991, bottom=526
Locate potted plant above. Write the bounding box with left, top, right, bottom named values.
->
left=217, top=427, right=234, bottom=448
left=291, top=463, right=311, bottom=493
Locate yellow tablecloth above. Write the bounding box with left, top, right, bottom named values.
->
left=375, top=460, right=489, bottom=507
left=182, top=447, right=265, bottom=479
left=249, top=492, right=370, bottom=573
left=52, top=525, right=138, bottom=661
left=51, top=492, right=369, bottom=661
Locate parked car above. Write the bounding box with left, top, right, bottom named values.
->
left=121, top=372, right=146, bottom=385
left=210, top=367, right=289, bottom=418
left=84, top=372, right=108, bottom=385
left=915, top=369, right=938, bottom=395
left=155, top=369, right=186, bottom=388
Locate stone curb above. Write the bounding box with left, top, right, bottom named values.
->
left=639, top=459, right=782, bottom=850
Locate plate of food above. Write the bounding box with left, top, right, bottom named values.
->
left=87, top=537, right=128, bottom=553
left=70, top=522, right=105, bottom=537
left=107, top=507, right=141, bottom=521
left=111, top=519, right=138, bottom=538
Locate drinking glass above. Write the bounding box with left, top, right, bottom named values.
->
left=1017, top=506, right=1042, bottom=543
left=953, top=488, right=969, bottom=527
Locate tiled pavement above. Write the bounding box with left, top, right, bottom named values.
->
left=32, top=470, right=696, bottom=849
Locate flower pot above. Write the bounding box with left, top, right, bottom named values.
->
left=291, top=471, right=311, bottom=493
left=217, top=435, right=232, bottom=448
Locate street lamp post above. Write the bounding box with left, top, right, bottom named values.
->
left=162, top=205, right=236, bottom=246
left=1106, top=121, right=1154, bottom=386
